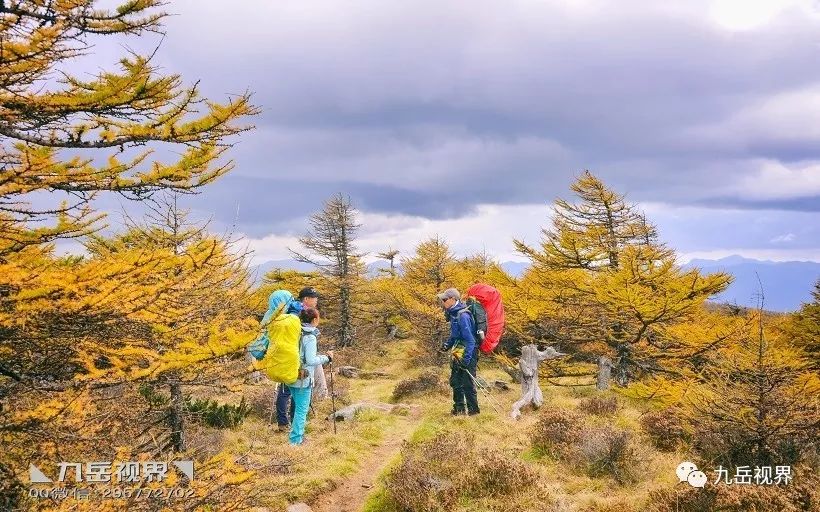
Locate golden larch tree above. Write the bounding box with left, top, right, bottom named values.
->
left=514, top=172, right=732, bottom=386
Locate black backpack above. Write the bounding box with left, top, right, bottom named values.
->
left=458, top=298, right=488, bottom=342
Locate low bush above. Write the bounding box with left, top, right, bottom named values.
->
left=385, top=432, right=553, bottom=511
left=647, top=469, right=819, bottom=512
left=471, top=448, right=538, bottom=497
left=531, top=407, right=584, bottom=457
left=578, top=395, right=618, bottom=416
left=574, top=427, right=640, bottom=484
left=640, top=408, right=689, bottom=452
left=391, top=369, right=442, bottom=401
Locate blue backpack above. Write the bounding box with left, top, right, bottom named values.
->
left=248, top=332, right=269, bottom=360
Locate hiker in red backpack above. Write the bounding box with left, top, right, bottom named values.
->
left=437, top=288, right=480, bottom=416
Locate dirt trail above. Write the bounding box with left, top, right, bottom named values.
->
left=310, top=410, right=420, bottom=512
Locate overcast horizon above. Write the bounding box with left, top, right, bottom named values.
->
left=64, top=0, right=820, bottom=266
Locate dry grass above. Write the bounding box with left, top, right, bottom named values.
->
left=391, top=368, right=445, bottom=401
left=647, top=468, right=820, bottom=512
left=383, top=432, right=554, bottom=512
left=205, top=338, right=784, bottom=511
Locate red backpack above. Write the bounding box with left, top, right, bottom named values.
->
left=465, top=283, right=505, bottom=353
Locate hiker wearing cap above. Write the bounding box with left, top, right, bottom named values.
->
left=288, top=307, right=333, bottom=445
left=438, top=288, right=480, bottom=416
left=275, top=287, right=322, bottom=431
left=286, top=287, right=320, bottom=315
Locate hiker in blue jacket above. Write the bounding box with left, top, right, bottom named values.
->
left=438, top=288, right=480, bottom=416
left=288, top=307, right=333, bottom=445
left=275, top=287, right=321, bottom=431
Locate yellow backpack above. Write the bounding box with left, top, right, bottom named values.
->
left=255, top=312, right=302, bottom=384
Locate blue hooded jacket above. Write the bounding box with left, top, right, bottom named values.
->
left=290, top=324, right=330, bottom=388
left=442, top=301, right=478, bottom=365
left=262, top=290, right=295, bottom=325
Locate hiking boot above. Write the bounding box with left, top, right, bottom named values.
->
left=450, top=408, right=466, bottom=416
left=467, top=410, right=480, bottom=416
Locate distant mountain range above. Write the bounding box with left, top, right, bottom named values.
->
left=252, top=255, right=819, bottom=312
left=682, top=256, right=818, bottom=312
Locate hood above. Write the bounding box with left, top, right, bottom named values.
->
left=301, top=323, right=319, bottom=334
left=262, top=289, right=294, bottom=324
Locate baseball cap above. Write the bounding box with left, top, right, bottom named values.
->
left=298, top=287, right=320, bottom=299
left=436, top=288, right=460, bottom=302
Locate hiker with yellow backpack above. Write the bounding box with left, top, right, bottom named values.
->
left=274, top=287, right=322, bottom=431
left=248, top=290, right=332, bottom=445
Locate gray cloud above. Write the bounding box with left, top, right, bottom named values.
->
left=54, top=1, right=820, bottom=253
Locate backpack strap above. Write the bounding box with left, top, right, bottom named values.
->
left=299, top=329, right=310, bottom=366
left=456, top=308, right=475, bottom=332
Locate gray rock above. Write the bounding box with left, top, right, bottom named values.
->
left=337, top=366, right=360, bottom=378
left=286, top=504, right=313, bottom=512
left=493, top=380, right=511, bottom=391
left=327, top=401, right=416, bottom=421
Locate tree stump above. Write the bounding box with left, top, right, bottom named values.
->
left=511, top=344, right=567, bottom=420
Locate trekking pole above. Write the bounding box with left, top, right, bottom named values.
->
left=270, top=385, right=277, bottom=425
left=328, top=347, right=337, bottom=434
left=463, top=368, right=504, bottom=416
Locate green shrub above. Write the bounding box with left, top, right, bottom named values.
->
left=138, top=383, right=169, bottom=407
left=185, top=397, right=250, bottom=429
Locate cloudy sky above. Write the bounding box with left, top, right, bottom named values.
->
left=82, top=0, right=820, bottom=264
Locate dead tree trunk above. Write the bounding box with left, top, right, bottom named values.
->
left=168, top=374, right=186, bottom=452
left=511, top=344, right=566, bottom=420
left=597, top=356, right=612, bottom=390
